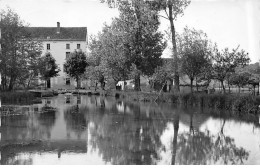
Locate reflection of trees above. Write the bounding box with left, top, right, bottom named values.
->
left=171, top=110, right=180, bottom=165
left=37, top=111, right=56, bottom=139
left=174, top=112, right=249, bottom=165
left=1, top=151, right=33, bottom=165
left=64, top=105, right=87, bottom=140
left=0, top=104, right=58, bottom=164
left=88, top=103, right=169, bottom=165
left=1, top=107, right=57, bottom=141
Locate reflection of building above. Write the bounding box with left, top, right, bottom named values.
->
left=26, top=22, right=88, bottom=89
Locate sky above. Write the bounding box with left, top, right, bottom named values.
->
left=0, top=0, right=259, bottom=63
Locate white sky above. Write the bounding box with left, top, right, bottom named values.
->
left=0, top=0, right=259, bottom=63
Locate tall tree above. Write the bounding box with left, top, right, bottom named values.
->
left=149, top=0, right=191, bottom=93
left=101, top=0, right=166, bottom=91
left=0, top=8, right=43, bottom=90
left=88, top=21, right=131, bottom=88
left=64, top=50, right=88, bottom=88
left=38, top=52, right=60, bottom=89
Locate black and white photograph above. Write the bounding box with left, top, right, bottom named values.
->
left=0, top=0, right=260, bottom=165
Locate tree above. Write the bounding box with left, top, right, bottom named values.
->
left=39, top=52, right=60, bottom=88
left=0, top=8, right=43, bottom=90
left=85, top=36, right=109, bottom=90
left=178, top=27, right=212, bottom=92
left=87, top=21, right=131, bottom=89
left=212, top=47, right=250, bottom=93
left=151, top=64, right=172, bottom=92
left=100, top=0, right=166, bottom=91
left=229, top=72, right=250, bottom=93
left=101, top=0, right=191, bottom=92
left=236, top=63, right=260, bottom=95
left=64, top=50, right=88, bottom=88
left=149, top=0, right=191, bottom=93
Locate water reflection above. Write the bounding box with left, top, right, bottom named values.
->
left=174, top=113, right=249, bottom=165
left=0, top=95, right=260, bottom=165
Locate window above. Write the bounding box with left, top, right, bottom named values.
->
left=66, top=78, right=70, bottom=85
left=66, top=52, right=70, bottom=59
left=77, top=44, right=80, bottom=49
left=47, top=44, right=50, bottom=50
left=66, top=44, right=70, bottom=49
left=77, top=96, right=81, bottom=104
left=66, top=96, right=70, bottom=104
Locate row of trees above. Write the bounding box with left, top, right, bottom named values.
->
left=151, top=26, right=254, bottom=93
left=0, top=8, right=60, bottom=91
left=1, top=1, right=258, bottom=93
left=83, top=0, right=255, bottom=94
left=100, top=0, right=191, bottom=92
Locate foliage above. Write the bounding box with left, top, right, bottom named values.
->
left=148, top=0, right=191, bottom=92
left=87, top=20, right=130, bottom=87
left=100, top=0, right=166, bottom=91
left=64, top=50, right=88, bottom=87
left=178, top=27, right=212, bottom=92
left=229, top=72, right=250, bottom=93
left=212, top=46, right=250, bottom=93
left=152, top=65, right=172, bottom=85
left=38, top=52, right=60, bottom=85
left=0, top=8, right=43, bottom=90
left=236, top=63, right=260, bottom=85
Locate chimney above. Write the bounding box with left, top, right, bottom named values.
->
left=57, top=22, right=60, bottom=34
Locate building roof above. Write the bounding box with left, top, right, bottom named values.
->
left=25, top=27, right=87, bottom=41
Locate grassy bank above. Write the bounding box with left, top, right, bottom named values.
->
left=0, top=91, right=37, bottom=105
left=110, top=90, right=260, bottom=115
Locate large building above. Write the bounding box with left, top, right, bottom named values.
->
left=27, top=22, right=88, bottom=89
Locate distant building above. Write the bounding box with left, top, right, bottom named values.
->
left=27, top=22, right=88, bottom=89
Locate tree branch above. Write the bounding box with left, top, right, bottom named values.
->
left=158, top=14, right=169, bottom=20
left=164, top=8, right=169, bottom=19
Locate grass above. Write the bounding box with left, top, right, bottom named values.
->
left=109, top=90, right=260, bottom=115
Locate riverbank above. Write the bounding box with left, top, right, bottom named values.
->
left=110, top=90, right=260, bottom=115
left=1, top=89, right=260, bottom=115
left=0, top=91, right=37, bottom=104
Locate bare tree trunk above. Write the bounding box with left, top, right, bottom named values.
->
left=168, top=5, right=180, bottom=93
left=8, top=76, right=15, bottom=91
left=196, top=78, right=199, bottom=91
left=76, top=77, right=80, bottom=88
left=171, top=110, right=180, bottom=165
left=190, top=78, right=193, bottom=93
left=190, top=112, right=194, bottom=135
left=134, top=74, right=141, bottom=91
left=221, top=80, right=226, bottom=94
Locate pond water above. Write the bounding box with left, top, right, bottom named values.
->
left=0, top=95, right=260, bottom=165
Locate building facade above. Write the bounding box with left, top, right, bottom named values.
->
left=27, top=22, right=88, bottom=89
